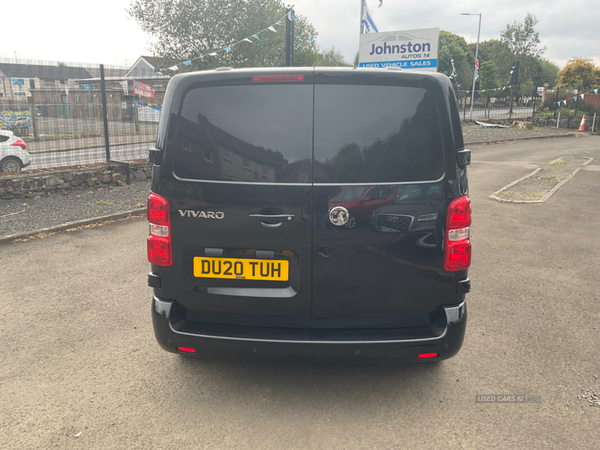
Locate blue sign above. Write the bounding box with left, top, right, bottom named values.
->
left=359, top=60, right=438, bottom=69
left=359, top=28, right=439, bottom=72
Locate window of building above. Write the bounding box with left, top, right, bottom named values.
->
left=74, top=95, right=80, bottom=103
left=59, top=79, right=65, bottom=85
left=203, top=149, right=213, bottom=163
left=44, top=79, right=54, bottom=87
left=262, top=165, right=269, bottom=179
left=45, top=95, right=52, bottom=103
left=222, top=148, right=232, bottom=161
left=243, top=156, right=251, bottom=170
left=29, top=80, right=35, bottom=90
left=52, top=95, right=58, bottom=103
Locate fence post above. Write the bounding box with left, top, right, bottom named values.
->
left=532, top=98, right=536, bottom=118
left=463, top=92, right=467, bottom=121
left=100, top=64, right=110, bottom=162
left=30, top=104, right=38, bottom=138
left=592, top=113, right=597, bottom=133
left=556, top=111, right=560, bottom=128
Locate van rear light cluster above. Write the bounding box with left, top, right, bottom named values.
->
left=147, top=193, right=172, bottom=267
left=444, top=195, right=471, bottom=271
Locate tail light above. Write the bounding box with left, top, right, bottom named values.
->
left=10, top=139, right=26, bottom=150
left=444, top=195, right=471, bottom=271
left=147, top=193, right=172, bottom=266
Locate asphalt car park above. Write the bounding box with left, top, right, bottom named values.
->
left=0, top=136, right=598, bottom=449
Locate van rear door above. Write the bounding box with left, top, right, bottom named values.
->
left=311, top=72, right=464, bottom=327
left=157, top=71, right=315, bottom=327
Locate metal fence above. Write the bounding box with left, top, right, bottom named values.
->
left=455, top=90, right=535, bottom=122
left=1, top=65, right=162, bottom=175
left=456, top=89, right=599, bottom=131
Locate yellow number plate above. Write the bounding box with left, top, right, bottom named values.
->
left=193, top=257, right=289, bottom=281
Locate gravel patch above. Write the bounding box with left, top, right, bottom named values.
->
left=0, top=181, right=150, bottom=237
left=463, top=122, right=577, bottom=144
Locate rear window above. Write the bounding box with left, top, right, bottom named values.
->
left=313, top=85, right=444, bottom=183
left=172, top=84, right=313, bottom=183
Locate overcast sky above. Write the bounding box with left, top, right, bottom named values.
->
left=1, top=0, right=597, bottom=70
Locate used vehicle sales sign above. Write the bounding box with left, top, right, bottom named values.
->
left=359, top=28, right=439, bottom=71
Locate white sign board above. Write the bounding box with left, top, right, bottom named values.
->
left=537, top=87, right=544, bottom=96
left=359, top=28, right=439, bottom=71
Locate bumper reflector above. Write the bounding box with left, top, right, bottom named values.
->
left=177, top=347, right=196, bottom=353
left=418, top=353, right=438, bottom=359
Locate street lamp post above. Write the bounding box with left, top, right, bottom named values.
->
left=462, top=13, right=482, bottom=120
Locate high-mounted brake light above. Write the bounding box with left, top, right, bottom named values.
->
left=444, top=195, right=471, bottom=272
left=147, top=193, right=172, bottom=266
left=418, top=353, right=438, bottom=359
left=252, top=74, right=304, bottom=83
left=10, top=139, right=26, bottom=150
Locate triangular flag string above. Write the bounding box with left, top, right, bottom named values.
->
left=309, top=36, right=339, bottom=67
left=160, top=13, right=289, bottom=72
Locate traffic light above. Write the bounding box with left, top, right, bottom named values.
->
left=510, top=61, right=520, bottom=86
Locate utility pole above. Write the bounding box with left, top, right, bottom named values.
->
left=285, top=8, right=295, bottom=67
left=461, top=13, right=481, bottom=120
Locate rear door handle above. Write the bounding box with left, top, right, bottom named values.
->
left=249, top=213, right=295, bottom=228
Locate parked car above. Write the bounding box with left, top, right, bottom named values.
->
left=328, top=185, right=396, bottom=229
left=0, top=130, right=31, bottom=172
left=147, top=67, right=471, bottom=363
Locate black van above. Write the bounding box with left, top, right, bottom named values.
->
left=148, top=67, right=471, bottom=362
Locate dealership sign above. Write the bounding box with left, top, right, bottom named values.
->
left=0, top=110, right=32, bottom=128
left=359, top=28, right=439, bottom=71
left=133, top=80, right=155, bottom=98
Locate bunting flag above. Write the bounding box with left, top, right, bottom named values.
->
left=309, top=36, right=339, bottom=67
left=82, top=84, right=91, bottom=93
left=474, top=59, right=479, bottom=81
left=379, top=0, right=383, bottom=7
left=581, top=94, right=585, bottom=100
left=448, top=58, right=457, bottom=80
left=595, top=89, right=598, bottom=94
left=157, top=13, right=288, bottom=71
left=361, top=1, right=379, bottom=33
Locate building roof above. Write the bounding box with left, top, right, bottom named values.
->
left=125, top=56, right=178, bottom=78
left=0, top=63, right=92, bottom=80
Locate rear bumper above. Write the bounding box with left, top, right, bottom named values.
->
left=152, top=296, right=467, bottom=362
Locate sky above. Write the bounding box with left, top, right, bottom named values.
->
left=1, top=0, right=598, bottom=70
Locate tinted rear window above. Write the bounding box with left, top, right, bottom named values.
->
left=313, top=85, right=444, bottom=183
left=172, top=84, right=313, bottom=183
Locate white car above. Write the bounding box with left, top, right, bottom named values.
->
left=0, top=130, right=31, bottom=172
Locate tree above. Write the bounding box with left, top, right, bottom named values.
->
left=557, top=58, right=600, bottom=92
left=128, top=0, right=319, bottom=70
left=438, top=30, right=472, bottom=89
left=500, top=13, right=546, bottom=58
left=539, top=59, right=560, bottom=88
left=314, top=46, right=350, bottom=67
left=479, top=61, right=500, bottom=91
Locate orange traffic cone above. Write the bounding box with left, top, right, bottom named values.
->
left=579, top=114, right=586, bottom=131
